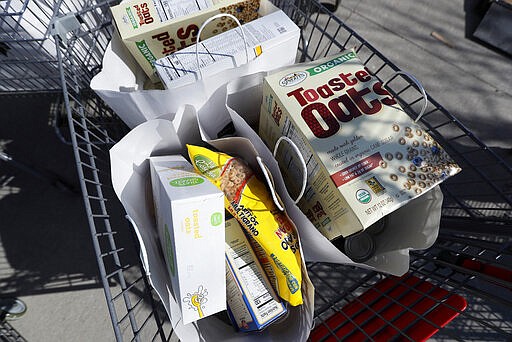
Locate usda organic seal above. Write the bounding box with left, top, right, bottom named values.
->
left=356, top=189, right=372, bottom=204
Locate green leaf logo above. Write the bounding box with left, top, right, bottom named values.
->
left=170, top=177, right=204, bottom=187
left=210, top=212, right=223, bottom=226
left=193, top=155, right=220, bottom=179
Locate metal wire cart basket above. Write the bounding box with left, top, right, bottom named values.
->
left=51, top=0, right=512, bottom=340
left=0, top=0, right=113, bottom=92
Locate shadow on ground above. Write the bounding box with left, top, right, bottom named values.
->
left=0, top=93, right=109, bottom=296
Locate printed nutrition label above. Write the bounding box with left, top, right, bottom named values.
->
left=152, top=0, right=212, bottom=22
left=227, top=242, right=279, bottom=321
left=156, top=11, right=289, bottom=81
left=225, top=219, right=284, bottom=326
left=226, top=265, right=252, bottom=326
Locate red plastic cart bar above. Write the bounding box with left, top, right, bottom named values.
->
left=310, top=274, right=467, bottom=341
left=437, top=250, right=512, bottom=289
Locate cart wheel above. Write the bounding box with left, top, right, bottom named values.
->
left=0, top=298, right=27, bottom=322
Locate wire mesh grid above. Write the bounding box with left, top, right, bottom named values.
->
left=0, top=0, right=117, bottom=92
left=0, top=0, right=29, bottom=16
left=53, top=0, right=512, bottom=341
left=0, top=321, right=28, bottom=342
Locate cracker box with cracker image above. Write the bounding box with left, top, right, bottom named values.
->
left=259, top=50, right=461, bottom=261
left=149, top=155, right=226, bottom=325
left=110, top=0, right=260, bottom=80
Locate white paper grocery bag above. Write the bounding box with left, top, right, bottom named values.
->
left=110, top=113, right=314, bottom=341
left=195, top=72, right=443, bottom=276
left=91, top=1, right=300, bottom=129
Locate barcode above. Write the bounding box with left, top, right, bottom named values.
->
left=277, top=26, right=286, bottom=34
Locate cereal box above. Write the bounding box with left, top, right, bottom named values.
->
left=225, top=218, right=287, bottom=331
left=149, top=155, right=225, bottom=325
left=111, top=0, right=260, bottom=80
left=259, top=50, right=461, bottom=241
left=154, top=8, right=300, bottom=89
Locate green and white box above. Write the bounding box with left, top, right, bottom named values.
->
left=149, top=155, right=225, bottom=325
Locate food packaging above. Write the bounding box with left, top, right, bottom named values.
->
left=259, top=50, right=461, bottom=242
left=149, top=155, right=226, bottom=325
left=225, top=217, right=288, bottom=332
left=154, top=9, right=300, bottom=89
left=111, top=0, right=260, bottom=79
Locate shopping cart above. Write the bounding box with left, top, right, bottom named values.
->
left=0, top=0, right=115, bottom=93
left=51, top=0, right=512, bottom=340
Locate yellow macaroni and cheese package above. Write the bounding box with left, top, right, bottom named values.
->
left=187, top=144, right=303, bottom=306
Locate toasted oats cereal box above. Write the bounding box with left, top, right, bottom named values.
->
left=225, top=217, right=287, bottom=331
left=111, top=0, right=261, bottom=80
left=259, top=50, right=461, bottom=241
left=149, top=155, right=225, bottom=325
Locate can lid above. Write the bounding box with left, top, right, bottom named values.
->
left=344, top=231, right=376, bottom=263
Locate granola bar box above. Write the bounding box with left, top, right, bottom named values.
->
left=259, top=50, right=461, bottom=241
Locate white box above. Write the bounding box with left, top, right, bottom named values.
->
left=154, top=8, right=300, bottom=88
left=149, top=155, right=226, bottom=325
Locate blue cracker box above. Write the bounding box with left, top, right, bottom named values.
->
left=224, top=218, right=287, bottom=332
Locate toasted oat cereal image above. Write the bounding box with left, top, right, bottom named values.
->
left=219, top=158, right=253, bottom=202
left=219, top=0, right=260, bottom=24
